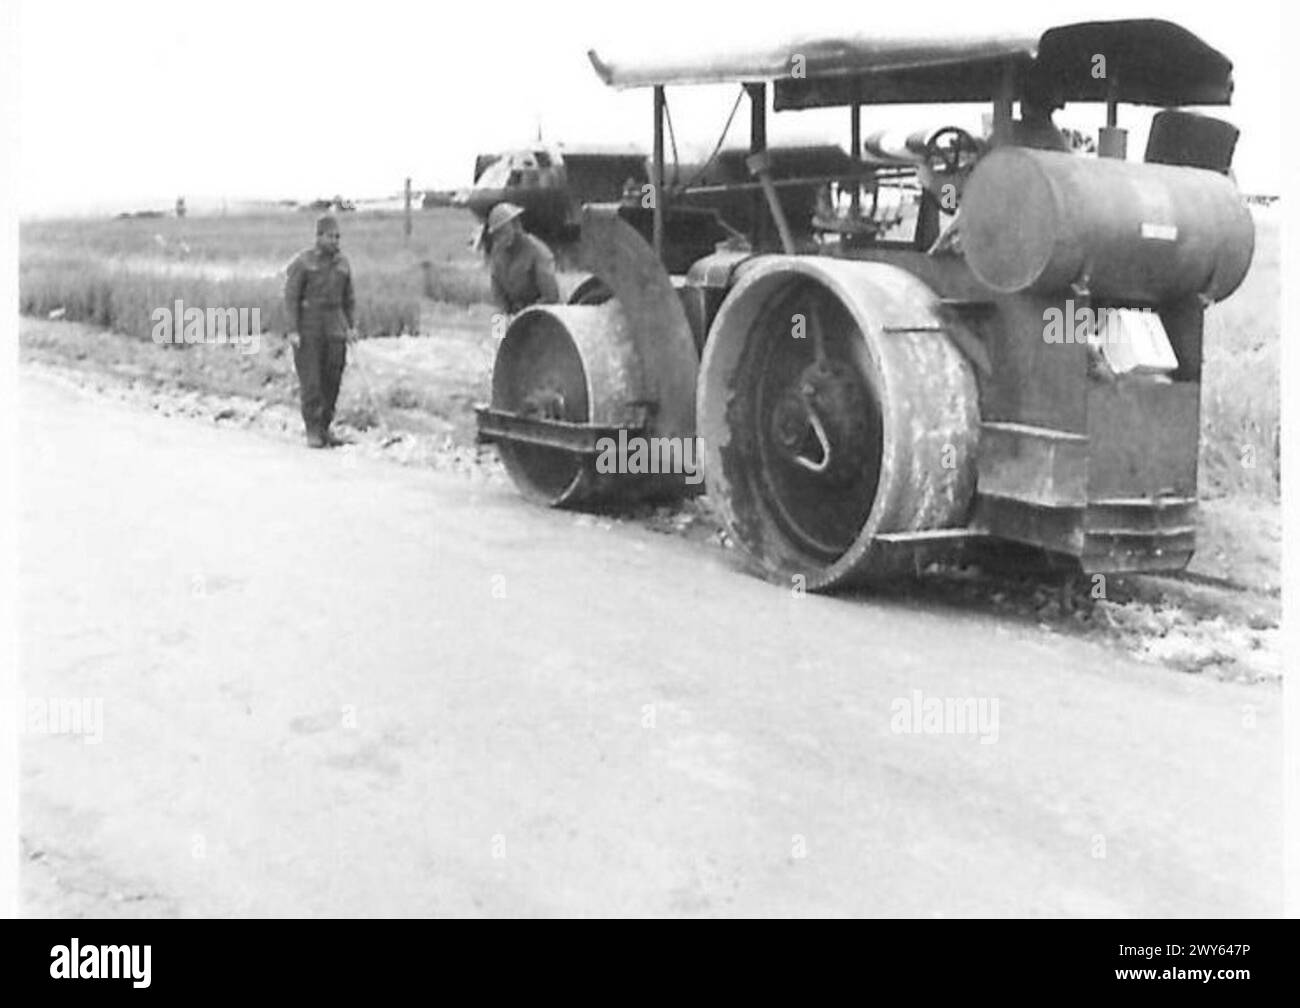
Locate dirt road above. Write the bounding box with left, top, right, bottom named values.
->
left=18, top=371, right=1281, bottom=917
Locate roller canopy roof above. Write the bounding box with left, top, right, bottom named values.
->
left=587, top=19, right=1233, bottom=108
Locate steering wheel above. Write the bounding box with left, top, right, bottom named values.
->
left=921, top=126, right=982, bottom=215
left=925, top=127, right=982, bottom=176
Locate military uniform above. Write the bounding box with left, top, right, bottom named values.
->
left=490, top=233, right=560, bottom=313
left=284, top=246, right=355, bottom=438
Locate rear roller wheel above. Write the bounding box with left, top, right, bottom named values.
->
left=751, top=279, right=883, bottom=562
left=698, top=257, right=979, bottom=589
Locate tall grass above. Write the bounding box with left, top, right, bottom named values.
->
left=19, top=209, right=491, bottom=339
left=1200, top=207, right=1280, bottom=499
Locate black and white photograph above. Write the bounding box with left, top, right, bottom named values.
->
left=0, top=0, right=1293, bottom=939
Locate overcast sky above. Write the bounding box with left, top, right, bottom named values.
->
left=13, top=0, right=1283, bottom=215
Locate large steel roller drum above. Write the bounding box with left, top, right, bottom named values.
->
left=485, top=206, right=700, bottom=507
left=960, top=147, right=1254, bottom=303
left=491, top=302, right=694, bottom=506
left=698, top=257, right=980, bottom=590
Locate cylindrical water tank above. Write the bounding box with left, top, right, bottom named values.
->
left=960, top=147, right=1254, bottom=303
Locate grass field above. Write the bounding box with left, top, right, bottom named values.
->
left=19, top=209, right=491, bottom=339
left=1200, top=206, right=1280, bottom=499
left=18, top=203, right=1281, bottom=500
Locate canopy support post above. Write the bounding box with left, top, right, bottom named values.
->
left=850, top=104, right=862, bottom=216
left=992, top=59, right=1015, bottom=145
left=1099, top=70, right=1127, bottom=158
left=746, top=82, right=768, bottom=248
left=652, top=85, right=666, bottom=259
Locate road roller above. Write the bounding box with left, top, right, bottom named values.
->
left=475, top=19, right=1255, bottom=589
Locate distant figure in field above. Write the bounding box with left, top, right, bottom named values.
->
left=284, top=214, right=356, bottom=448
left=486, top=202, right=559, bottom=314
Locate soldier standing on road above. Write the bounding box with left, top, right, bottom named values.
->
left=284, top=214, right=356, bottom=448
left=487, top=202, right=559, bottom=314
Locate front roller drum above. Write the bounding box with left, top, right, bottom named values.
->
left=486, top=302, right=687, bottom=507
left=697, top=257, right=980, bottom=589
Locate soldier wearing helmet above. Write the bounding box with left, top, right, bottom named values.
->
left=284, top=214, right=357, bottom=448
left=486, top=202, right=559, bottom=314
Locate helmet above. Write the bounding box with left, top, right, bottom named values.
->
left=487, top=202, right=525, bottom=233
